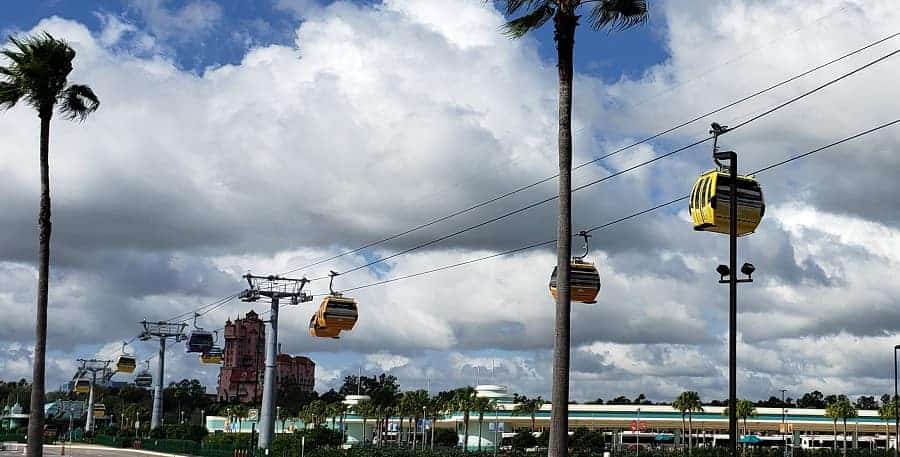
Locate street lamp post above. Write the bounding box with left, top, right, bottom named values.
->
left=709, top=124, right=756, bottom=457
left=636, top=407, right=641, bottom=457
left=781, top=389, right=787, bottom=455
left=894, top=345, right=899, bottom=457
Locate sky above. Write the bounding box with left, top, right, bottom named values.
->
left=1, top=0, right=900, bottom=405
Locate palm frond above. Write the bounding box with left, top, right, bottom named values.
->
left=0, top=81, right=23, bottom=110
left=59, top=84, right=99, bottom=121
left=585, top=0, right=649, bottom=31
left=1, top=32, right=76, bottom=114
left=502, top=2, right=555, bottom=38
left=496, top=0, right=554, bottom=15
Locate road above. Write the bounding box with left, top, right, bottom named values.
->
left=1, top=444, right=182, bottom=457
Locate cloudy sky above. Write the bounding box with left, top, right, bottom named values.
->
left=1, top=0, right=899, bottom=405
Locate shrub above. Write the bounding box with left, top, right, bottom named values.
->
left=510, top=431, right=537, bottom=450
left=431, top=428, right=459, bottom=448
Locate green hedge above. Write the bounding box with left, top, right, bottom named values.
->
left=0, top=431, right=27, bottom=443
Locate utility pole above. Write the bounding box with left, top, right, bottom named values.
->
left=76, top=359, right=111, bottom=433
left=240, top=273, right=312, bottom=451
left=139, top=320, right=187, bottom=430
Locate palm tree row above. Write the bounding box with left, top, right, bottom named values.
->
left=826, top=396, right=859, bottom=454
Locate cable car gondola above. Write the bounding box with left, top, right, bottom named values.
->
left=689, top=169, right=764, bottom=236
left=548, top=232, right=601, bottom=304
left=74, top=378, right=91, bottom=394
left=308, top=315, right=341, bottom=339
left=185, top=313, right=214, bottom=353
left=116, top=341, right=137, bottom=373
left=315, top=296, right=358, bottom=331
left=200, top=343, right=224, bottom=364
left=314, top=271, right=358, bottom=333
left=134, top=361, right=153, bottom=388
left=93, top=403, right=106, bottom=418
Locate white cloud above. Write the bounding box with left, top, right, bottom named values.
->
left=127, top=0, right=223, bottom=42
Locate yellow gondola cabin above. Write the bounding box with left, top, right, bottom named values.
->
left=690, top=170, right=764, bottom=236
left=548, top=260, right=601, bottom=304
left=116, top=354, right=137, bottom=373
left=315, top=295, right=358, bottom=331
left=74, top=379, right=91, bottom=394
left=308, top=315, right=341, bottom=338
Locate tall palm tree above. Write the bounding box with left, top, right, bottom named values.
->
left=407, top=389, right=429, bottom=448
left=514, top=396, right=545, bottom=433
left=474, top=396, right=496, bottom=452
left=723, top=399, right=756, bottom=438
left=356, top=400, right=375, bottom=446
left=1, top=32, right=99, bottom=457
left=454, top=387, right=477, bottom=452
left=674, top=391, right=703, bottom=452
left=826, top=400, right=840, bottom=451
left=836, top=398, right=857, bottom=454
left=497, top=3, right=648, bottom=455
left=673, top=394, right=689, bottom=449
left=879, top=397, right=898, bottom=451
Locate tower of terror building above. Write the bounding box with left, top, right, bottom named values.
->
left=216, top=310, right=315, bottom=403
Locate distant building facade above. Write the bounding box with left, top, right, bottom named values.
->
left=276, top=354, right=316, bottom=393
left=216, top=310, right=315, bottom=403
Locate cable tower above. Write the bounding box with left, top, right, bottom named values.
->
left=139, top=320, right=187, bottom=430
left=239, top=273, right=312, bottom=451
left=75, top=359, right=111, bottom=433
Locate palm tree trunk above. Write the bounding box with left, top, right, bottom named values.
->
left=463, top=411, right=470, bottom=452
left=688, top=412, right=693, bottom=454
left=843, top=419, right=848, bottom=454
left=833, top=419, right=837, bottom=451
left=28, top=114, right=52, bottom=457
left=398, top=415, right=403, bottom=447
left=548, top=9, right=577, bottom=457
left=478, top=414, right=484, bottom=452
left=532, top=413, right=537, bottom=433
left=681, top=414, right=686, bottom=450
left=362, top=417, right=367, bottom=446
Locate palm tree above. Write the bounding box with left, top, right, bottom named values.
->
left=514, top=396, right=545, bottom=433
left=835, top=398, right=857, bottom=454
left=399, top=392, right=414, bottom=445
left=497, top=3, right=648, bottom=455
left=474, top=396, right=496, bottom=452
left=723, top=399, right=756, bottom=438
left=826, top=400, right=840, bottom=451
left=356, top=400, right=375, bottom=446
left=407, top=389, right=429, bottom=448
left=674, top=391, right=703, bottom=452
left=430, top=391, right=455, bottom=450
left=879, top=397, right=899, bottom=451
left=1, top=32, right=99, bottom=457
left=455, top=387, right=477, bottom=452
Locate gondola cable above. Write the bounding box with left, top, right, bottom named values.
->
left=324, top=118, right=900, bottom=295
left=278, top=31, right=900, bottom=278
left=322, top=47, right=900, bottom=280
